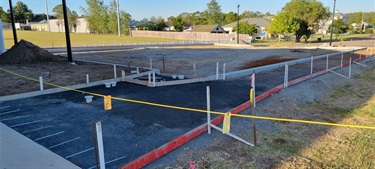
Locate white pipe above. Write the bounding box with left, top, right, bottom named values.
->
left=150, top=58, right=152, bottom=69
left=39, top=76, right=44, bottom=91
left=216, top=62, right=219, bottom=80
left=121, top=70, right=125, bottom=82
left=341, top=53, right=344, bottom=68
left=193, top=61, right=196, bottom=77
left=206, top=86, right=211, bottom=134
left=113, top=65, right=117, bottom=79
left=86, top=74, right=89, bottom=83
left=0, top=19, right=5, bottom=54
left=310, top=56, right=313, bottom=77
left=223, top=63, right=226, bottom=80
left=152, top=72, right=156, bottom=87
left=326, top=54, right=329, bottom=73
left=148, top=73, right=151, bottom=84
left=349, top=58, right=352, bottom=79
left=284, top=63, right=288, bottom=88
left=96, top=122, right=106, bottom=169
left=136, top=67, right=139, bottom=74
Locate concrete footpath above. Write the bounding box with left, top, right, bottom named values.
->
left=0, top=123, right=80, bottom=169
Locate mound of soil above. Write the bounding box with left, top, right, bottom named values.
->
left=0, top=40, right=61, bottom=64
left=238, top=56, right=296, bottom=70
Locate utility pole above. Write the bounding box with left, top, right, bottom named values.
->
left=62, top=0, right=73, bottom=63
left=361, top=11, right=364, bottom=33
left=329, top=0, right=336, bottom=46
left=45, top=0, right=51, bottom=32
left=9, top=0, right=18, bottom=45
left=237, top=5, right=240, bottom=44
left=117, top=0, right=121, bottom=37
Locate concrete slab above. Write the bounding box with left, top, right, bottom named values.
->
left=0, top=122, right=80, bottom=169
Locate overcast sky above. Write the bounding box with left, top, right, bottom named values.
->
left=1, top=0, right=374, bottom=20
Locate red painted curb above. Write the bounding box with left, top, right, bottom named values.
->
left=120, top=56, right=367, bottom=169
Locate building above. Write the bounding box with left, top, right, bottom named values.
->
left=318, top=10, right=348, bottom=34
left=29, top=18, right=90, bottom=33
left=190, top=25, right=225, bottom=33
left=222, top=18, right=270, bottom=39
left=30, top=20, right=49, bottom=31
left=1, top=21, right=12, bottom=30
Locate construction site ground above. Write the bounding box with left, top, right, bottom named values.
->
left=0, top=37, right=374, bottom=168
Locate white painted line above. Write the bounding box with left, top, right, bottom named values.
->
left=35, top=131, right=65, bottom=141
left=0, top=115, right=31, bottom=122
left=0, top=106, right=11, bottom=109
left=0, top=109, right=20, bottom=115
left=22, top=125, right=53, bottom=134
left=10, top=120, right=41, bottom=127
left=88, top=156, right=127, bottom=169
left=65, top=147, right=94, bottom=159
left=49, top=137, right=80, bottom=149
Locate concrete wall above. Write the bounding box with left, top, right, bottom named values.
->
left=131, top=30, right=249, bottom=41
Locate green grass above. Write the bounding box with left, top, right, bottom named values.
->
left=4, top=30, right=179, bottom=48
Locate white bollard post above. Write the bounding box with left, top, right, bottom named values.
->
left=86, top=74, right=90, bottom=83
left=326, top=54, right=329, bottom=73
left=148, top=72, right=151, bottom=84
left=206, top=86, right=211, bottom=134
left=113, top=65, right=117, bottom=79
left=216, top=62, right=219, bottom=80
left=150, top=58, right=153, bottom=69
left=152, top=72, right=156, bottom=87
left=341, top=53, right=344, bottom=68
left=0, top=19, right=5, bottom=54
left=39, top=76, right=44, bottom=91
left=96, top=122, right=106, bottom=169
left=310, top=56, right=313, bottom=78
left=284, top=63, right=288, bottom=88
left=223, top=63, right=226, bottom=80
left=121, top=70, right=125, bottom=82
left=349, top=58, right=352, bottom=79
left=136, top=67, right=139, bottom=74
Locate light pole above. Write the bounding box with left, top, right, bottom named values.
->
left=9, top=0, right=17, bottom=45
left=237, top=4, right=240, bottom=44
left=45, top=0, right=51, bottom=32
left=116, top=0, right=121, bottom=37
left=329, top=0, right=336, bottom=46
left=62, top=0, right=73, bottom=63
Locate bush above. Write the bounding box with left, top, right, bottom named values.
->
left=365, top=28, right=374, bottom=34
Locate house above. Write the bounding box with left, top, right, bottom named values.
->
left=351, top=22, right=374, bottom=32
left=222, top=18, right=270, bottom=39
left=318, top=10, right=348, bottom=34
left=190, top=25, right=225, bottom=33
left=30, top=20, right=49, bottom=31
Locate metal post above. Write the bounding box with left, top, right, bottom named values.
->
left=310, top=56, right=313, bottom=78
left=39, top=76, right=44, bottom=91
left=359, top=51, right=362, bottom=61
left=237, top=5, right=240, bottom=44
left=162, top=57, right=165, bottom=73
left=95, top=122, right=105, bottom=169
left=251, top=73, right=257, bottom=146
left=216, top=62, right=219, bottom=80
left=326, top=54, right=329, bottom=73
left=284, top=63, right=288, bottom=88
left=86, top=74, right=89, bottom=83
left=113, top=65, right=117, bottom=79
left=193, top=61, right=196, bottom=77
left=329, top=0, right=336, bottom=46
left=349, top=58, right=352, bottom=79
left=116, top=0, right=121, bottom=37
left=91, top=122, right=100, bottom=169
left=150, top=58, right=152, bottom=69
left=366, top=48, right=369, bottom=58
left=45, top=0, right=51, bottom=32
left=152, top=72, right=156, bottom=87
left=223, top=63, right=226, bottom=80
left=121, top=70, right=125, bottom=82
left=9, top=0, right=18, bottom=45
left=341, top=53, right=344, bottom=68
left=148, top=73, right=151, bottom=84
left=62, top=0, right=73, bottom=63
left=206, top=86, right=211, bottom=134
left=0, top=20, right=5, bottom=54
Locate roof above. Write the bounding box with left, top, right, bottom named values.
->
left=335, top=10, right=347, bottom=18
left=222, top=18, right=269, bottom=28
left=191, top=25, right=223, bottom=32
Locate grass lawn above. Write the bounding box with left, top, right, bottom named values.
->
left=3, top=30, right=179, bottom=48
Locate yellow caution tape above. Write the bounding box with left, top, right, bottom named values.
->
left=1, top=67, right=375, bottom=130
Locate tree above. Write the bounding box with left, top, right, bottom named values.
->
left=0, top=7, right=10, bottom=22
left=224, top=12, right=238, bottom=24
left=328, top=18, right=349, bottom=39
left=173, top=16, right=185, bottom=32
left=167, top=16, right=175, bottom=25
left=282, top=0, right=329, bottom=42
left=81, top=0, right=109, bottom=34
left=68, top=11, right=79, bottom=32
left=268, top=12, right=300, bottom=42
left=232, top=21, right=258, bottom=35
left=206, top=0, right=223, bottom=24
left=14, top=1, right=33, bottom=23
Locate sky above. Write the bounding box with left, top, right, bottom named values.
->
left=1, top=0, right=374, bottom=20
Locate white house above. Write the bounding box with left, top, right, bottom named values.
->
left=222, top=18, right=270, bottom=39
left=318, top=10, right=348, bottom=34
left=29, top=18, right=90, bottom=33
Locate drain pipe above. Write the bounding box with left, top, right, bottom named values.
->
left=0, top=19, right=5, bottom=54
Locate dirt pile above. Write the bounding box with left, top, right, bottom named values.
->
left=0, top=40, right=61, bottom=64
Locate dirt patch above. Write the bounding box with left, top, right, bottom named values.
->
left=238, top=55, right=296, bottom=70
left=0, top=40, right=61, bottom=64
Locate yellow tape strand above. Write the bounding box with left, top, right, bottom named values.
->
left=1, top=67, right=375, bottom=130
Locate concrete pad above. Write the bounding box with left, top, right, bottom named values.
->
left=0, top=123, right=80, bottom=169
